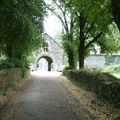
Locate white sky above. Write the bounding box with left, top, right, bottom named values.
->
left=44, top=0, right=62, bottom=38
left=44, top=11, right=62, bottom=38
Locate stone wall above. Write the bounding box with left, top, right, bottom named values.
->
left=85, top=55, right=120, bottom=69
left=85, top=55, right=105, bottom=69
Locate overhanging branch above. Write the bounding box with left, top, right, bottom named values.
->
left=52, top=0, right=69, bottom=33
left=45, top=4, right=68, bottom=32
left=85, top=32, right=103, bottom=49
left=45, top=1, right=74, bottom=38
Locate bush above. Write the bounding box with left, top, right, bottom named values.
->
left=0, top=60, right=15, bottom=70
left=63, top=65, right=74, bottom=71
left=0, top=59, right=30, bottom=70
left=0, top=68, right=30, bottom=95
left=63, top=69, right=120, bottom=108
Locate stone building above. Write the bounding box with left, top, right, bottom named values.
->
left=33, top=33, right=67, bottom=71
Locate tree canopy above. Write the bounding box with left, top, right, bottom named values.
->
left=0, top=0, right=46, bottom=68
left=0, top=0, right=120, bottom=70
left=45, top=0, right=120, bottom=69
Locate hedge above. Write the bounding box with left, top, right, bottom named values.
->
left=63, top=69, right=120, bottom=107
left=0, top=68, right=29, bottom=95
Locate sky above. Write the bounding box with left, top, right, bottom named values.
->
left=44, top=0, right=62, bottom=38
left=44, top=12, right=62, bottom=38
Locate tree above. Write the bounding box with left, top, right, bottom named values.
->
left=45, top=0, right=75, bottom=68
left=111, top=0, right=120, bottom=31
left=65, top=0, right=116, bottom=68
left=45, top=0, right=120, bottom=69
left=0, top=0, right=46, bottom=68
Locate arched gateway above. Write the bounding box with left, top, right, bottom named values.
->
left=33, top=33, right=67, bottom=71
left=37, top=56, right=53, bottom=71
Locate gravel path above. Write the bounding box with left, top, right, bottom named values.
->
left=0, top=71, right=94, bottom=120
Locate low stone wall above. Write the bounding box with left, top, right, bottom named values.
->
left=85, top=55, right=105, bottom=69
left=0, top=68, right=23, bottom=93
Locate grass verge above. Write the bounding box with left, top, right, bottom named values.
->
left=63, top=69, right=120, bottom=108
left=60, top=75, right=120, bottom=120
left=0, top=68, right=31, bottom=111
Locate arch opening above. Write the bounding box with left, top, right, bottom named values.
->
left=36, top=56, right=53, bottom=71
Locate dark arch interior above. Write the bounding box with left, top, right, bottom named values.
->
left=36, top=56, right=53, bottom=71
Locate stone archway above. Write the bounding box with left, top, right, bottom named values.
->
left=36, top=56, right=53, bottom=71
left=32, top=33, right=67, bottom=71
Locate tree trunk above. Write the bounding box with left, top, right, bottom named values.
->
left=67, top=19, right=75, bottom=69
left=111, top=0, right=120, bottom=31
left=78, top=38, right=85, bottom=69
left=78, top=14, right=86, bottom=69
left=68, top=48, right=75, bottom=69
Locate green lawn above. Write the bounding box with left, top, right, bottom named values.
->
left=102, top=64, right=120, bottom=79
left=112, top=73, right=120, bottom=79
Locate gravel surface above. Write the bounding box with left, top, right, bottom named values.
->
left=0, top=71, right=94, bottom=120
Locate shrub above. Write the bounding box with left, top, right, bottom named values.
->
left=0, top=68, right=30, bottom=96
left=63, top=65, right=74, bottom=71
left=0, top=60, right=15, bottom=70
left=0, top=59, right=30, bottom=70
left=63, top=69, right=120, bottom=108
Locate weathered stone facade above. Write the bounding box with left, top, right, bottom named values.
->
left=33, top=33, right=67, bottom=71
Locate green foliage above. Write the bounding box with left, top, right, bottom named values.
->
left=0, top=0, right=46, bottom=69
left=102, top=64, right=120, bottom=73
left=64, top=69, right=120, bottom=108
left=0, top=60, right=15, bottom=69
left=45, top=0, right=75, bottom=68
left=53, top=0, right=120, bottom=69
left=97, top=24, right=120, bottom=54
left=61, top=34, right=72, bottom=55
left=0, top=58, right=31, bottom=70
left=68, top=0, right=112, bottom=28
left=63, top=65, right=74, bottom=71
